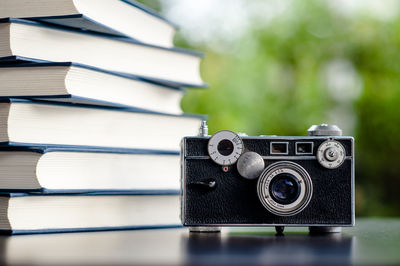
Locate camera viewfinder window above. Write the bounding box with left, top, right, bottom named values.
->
left=296, top=142, right=313, bottom=155
left=270, top=142, right=288, bottom=154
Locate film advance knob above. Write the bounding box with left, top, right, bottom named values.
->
left=325, top=148, right=339, bottom=161
left=237, top=152, right=265, bottom=180
left=308, top=124, right=346, bottom=169
left=317, top=140, right=346, bottom=169
left=307, top=123, right=342, bottom=136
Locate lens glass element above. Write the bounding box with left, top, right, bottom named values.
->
left=269, top=174, right=301, bottom=205
left=217, top=139, right=234, bottom=156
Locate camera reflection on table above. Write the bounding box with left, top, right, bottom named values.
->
left=0, top=227, right=354, bottom=266
left=184, top=229, right=354, bottom=266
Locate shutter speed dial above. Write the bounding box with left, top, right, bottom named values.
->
left=317, top=140, right=346, bottom=169
left=208, top=130, right=244, bottom=166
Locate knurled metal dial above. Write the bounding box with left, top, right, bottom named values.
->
left=208, top=130, right=244, bottom=166
left=317, top=140, right=346, bottom=169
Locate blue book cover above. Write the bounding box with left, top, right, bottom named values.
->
left=1, top=225, right=182, bottom=235
left=1, top=190, right=180, bottom=197
left=2, top=95, right=174, bottom=111
left=0, top=141, right=180, bottom=156
left=0, top=192, right=182, bottom=235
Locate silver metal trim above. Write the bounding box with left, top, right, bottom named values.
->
left=185, top=156, right=211, bottom=159
left=242, top=136, right=352, bottom=140
left=183, top=223, right=353, bottom=227
left=270, top=142, right=289, bottom=155
left=351, top=137, right=355, bottom=226
left=189, top=227, right=221, bottom=232
left=184, top=155, right=353, bottom=160
left=198, top=121, right=209, bottom=137
left=309, top=226, right=342, bottom=234
left=263, top=156, right=316, bottom=160
left=295, top=142, right=314, bottom=155
left=180, top=139, right=186, bottom=224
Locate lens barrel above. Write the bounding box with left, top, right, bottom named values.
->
left=257, top=161, right=313, bottom=216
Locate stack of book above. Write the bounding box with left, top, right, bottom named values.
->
left=0, top=0, right=205, bottom=234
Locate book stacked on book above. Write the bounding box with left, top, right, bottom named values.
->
left=0, top=0, right=205, bottom=234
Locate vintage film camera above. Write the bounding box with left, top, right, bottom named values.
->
left=181, top=123, right=354, bottom=234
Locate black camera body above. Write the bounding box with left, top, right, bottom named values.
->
left=181, top=124, right=354, bottom=234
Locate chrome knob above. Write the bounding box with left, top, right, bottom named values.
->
left=307, top=124, right=342, bottom=136
left=237, top=152, right=265, bottom=180
left=317, top=140, right=346, bottom=169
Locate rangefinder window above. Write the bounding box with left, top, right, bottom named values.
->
left=295, top=142, right=313, bottom=155
left=270, top=142, right=289, bottom=155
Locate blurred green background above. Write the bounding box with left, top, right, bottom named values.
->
left=141, top=0, right=400, bottom=217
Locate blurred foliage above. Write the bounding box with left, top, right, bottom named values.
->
left=142, top=0, right=400, bottom=216
left=136, top=0, right=162, bottom=11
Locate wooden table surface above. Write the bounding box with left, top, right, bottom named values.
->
left=0, top=218, right=398, bottom=265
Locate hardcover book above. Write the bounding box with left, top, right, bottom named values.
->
left=0, top=99, right=204, bottom=151
left=0, top=0, right=176, bottom=47
left=0, top=62, right=187, bottom=114
left=0, top=146, right=180, bottom=192
left=0, top=192, right=180, bottom=234
left=0, top=18, right=204, bottom=87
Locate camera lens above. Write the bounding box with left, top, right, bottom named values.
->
left=217, top=139, right=234, bottom=156
left=269, top=174, right=300, bottom=205
left=257, top=161, right=313, bottom=216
